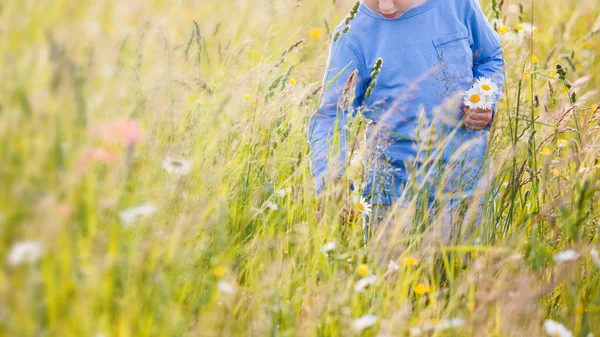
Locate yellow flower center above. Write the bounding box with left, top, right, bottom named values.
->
left=481, top=84, right=491, bottom=91
left=357, top=264, right=369, bottom=276
left=358, top=203, right=365, bottom=211
left=498, top=25, right=508, bottom=34
left=469, top=94, right=481, bottom=103
left=516, top=23, right=524, bottom=30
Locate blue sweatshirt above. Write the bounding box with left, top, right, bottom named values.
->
left=307, top=0, right=505, bottom=205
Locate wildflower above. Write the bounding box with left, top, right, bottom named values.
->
left=356, top=263, right=369, bottom=276
left=532, top=55, right=540, bottom=64
left=309, top=28, right=324, bottom=40
left=544, top=319, right=573, bottom=337
left=354, top=275, right=377, bottom=292
left=403, top=256, right=419, bottom=267
left=76, top=146, right=118, bottom=173
left=277, top=189, right=286, bottom=197
left=590, top=248, right=600, bottom=268
left=218, top=281, right=237, bottom=294
left=540, top=148, right=552, bottom=156
left=352, top=315, right=377, bottom=332
left=289, top=78, right=297, bottom=85
left=352, top=195, right=372, bottom=217
left=498, top=25, right=508, bottom=34
left=474, top=77, right=499, bottom=98
left=265, top=200, right=279, bottom=211
left=463, top=87, right=493, bottom=110
left=89, top=118, right=146, bottom=147
left=413, top=283, right=431, bottom=295
left=321, top=241, right=336, bottom=256
left=214, top=266, right=227, bottom=278
left=162, top=156, right=192, bottom=175
left=119, top=203, right=157, bottom=225
left=388, top=260, right=400, bottom=272
left=553, top=249, right=580, bottom=264
left=7, top=241, right=43, bottom=266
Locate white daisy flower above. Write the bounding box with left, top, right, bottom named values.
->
left=590, top=248, right=600, bottom=268
left=354, top=275, right=377, bottom=292
left=320, top=241, right=336, bottom=256
left=119, top=203, right=157, bottom=225
left=352, top=315, right=377, bottom=332
left=388, top=260, right=400, bottom=272
left=264, top=200, right=279, bottom=211
left=218, top=281, right=237, bottom=295
left=352, top=195, right=372, bottom=217
left=277, top=189, right=287, bottom=197
left=7, top=241, right=43, bottom=266
left=544, top=319, right=573, bottom=337
left=463, top=87, right=484, bottom=109
left=553, top=249, right=580, bottom=264
left=474, top=77, right=499, bottom=98
left=162, top=156, right=192, bottom=175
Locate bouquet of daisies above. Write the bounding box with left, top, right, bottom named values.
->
left=463, top=77, right=499, bottom=110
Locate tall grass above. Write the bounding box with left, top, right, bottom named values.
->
left=1, top=0, right=599, bottom=336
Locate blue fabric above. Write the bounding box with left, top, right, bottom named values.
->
left=307, top=0, right=505, bottom=205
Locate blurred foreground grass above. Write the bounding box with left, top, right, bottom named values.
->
left=1, top=0, right=600, bottom=336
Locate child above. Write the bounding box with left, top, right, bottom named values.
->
left=307, top=0, right=505, bottom=242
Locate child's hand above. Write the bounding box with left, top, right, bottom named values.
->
left=463, top=105, right=492, bottom=130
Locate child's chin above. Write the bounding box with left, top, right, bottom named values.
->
left=380, top=13, right=398, bottom=19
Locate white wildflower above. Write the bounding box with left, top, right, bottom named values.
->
left=553, top=249, right=580, bottom=264
left=218, top=281, right=237, bottom=295
left=474, top=77, right=499, bottom=98
left=321, top=241, right=336, bottom=256
left=387, top=260, right=400, bottom=272
left=7, top=241, right=43, bottom=266
left=544, top=319, right=573, bottom=337
left=162, top=156, right=192, bottom=175
left=354, top=275, right=377, bottom=293
left=352, top=315, right=377, bottom=332
left=464, top=87, right=494, bottom=110
left=352, top=195, right=372, bottom=217
left=277, top=189, right=286, bottom=197
left=119, top=203, right=157, bottom=225
left=590, top=248, right=600, bottom=268
left=264, top=200, right=279, bottom=211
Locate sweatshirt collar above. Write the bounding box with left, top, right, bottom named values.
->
left=359, top=0, right=441, bottom=21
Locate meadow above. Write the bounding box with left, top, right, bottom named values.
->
left=1, top=0, right=600, bottom=336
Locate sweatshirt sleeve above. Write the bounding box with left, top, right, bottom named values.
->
left=307, top=34, right=367, bottom=195
left=466, top=0, right=506, bottom=130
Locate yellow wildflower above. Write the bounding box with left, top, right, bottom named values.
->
left=413, top=283, right=431, bottom=295
left=540, top=147, right=552, bottom=156
left=516, top=23, right=524, bottom=31
left=187, top=94, right=198, bottom=103
left=289, top=78, right=297, bottom=85
left=498, top=25, right=508, bottom=34
left=214, top=266, right=226, bottom=278
left=403, top=256, right=419, bottom=267
left=356, top=264, right=369, bottom=276
left=531, top=55, right=539, bottom=64
left=309, top=28, right=324, bottom=40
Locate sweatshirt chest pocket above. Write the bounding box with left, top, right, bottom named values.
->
left=432, top=30, right=473, bottom=87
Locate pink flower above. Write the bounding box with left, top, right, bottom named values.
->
left=76, top=146, right=118, bottom=173
left=89, top=118, right=146, bottom=146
